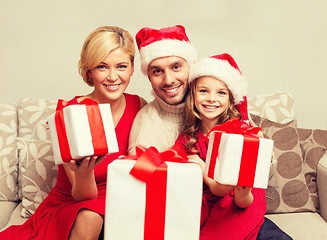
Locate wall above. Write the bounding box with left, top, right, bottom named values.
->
left=0, top=0, right=326, bottom=129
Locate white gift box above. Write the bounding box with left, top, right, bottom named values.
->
left=205, top=131, right=274, bottom=189
left=105, top=159, right=203, bottom=240
left=47, top=103, right=119, bottom=164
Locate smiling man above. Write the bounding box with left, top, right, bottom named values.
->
left=128, top=25, right=197, bottom=154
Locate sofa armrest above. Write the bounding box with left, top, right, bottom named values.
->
left=317, top=152, right=327, bottom=222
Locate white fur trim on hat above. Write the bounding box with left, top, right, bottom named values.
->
left=139, top=39, right=197, bottom=75
left=189, top=58, right=247, bottom=104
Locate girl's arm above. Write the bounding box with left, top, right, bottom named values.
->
left=188, top=154, right=233, bottom=196
left=64, top=155, right=105, bottom=201
left=234, top=186, right=253, bottom=208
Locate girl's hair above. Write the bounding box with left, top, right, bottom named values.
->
left=78, top=26, right=135, bottom=86
left=183, top=77, right=242, bottom=152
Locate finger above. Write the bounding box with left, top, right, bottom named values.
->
left=68, top=160, right=77, bottom=172
left=94, top=155, right=106, bottom=167
left=80, top=157, right=91, bottom=168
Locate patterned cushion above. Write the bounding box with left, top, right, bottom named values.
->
left=17, top=98, right=57, bottom=200
left=297, top=128, right=327, bottom=211
left=251, top=114, right=316, bottom=213
left=17, top=98, right=57, bottom=141
left=17, top=138, right=57, bottom=218
left=0, top=103, right=19, bottom=201
left=248, top=92, right=295, bottom=124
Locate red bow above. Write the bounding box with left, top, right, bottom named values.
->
left=129, top=144, right=189, bottom=182
left=205, top=118, right=261, bottom=139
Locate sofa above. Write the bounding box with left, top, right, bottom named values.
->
left=0, top=92, right=326, bottom=239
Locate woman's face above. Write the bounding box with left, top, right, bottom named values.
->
left=88, top=48, right=134, bottom=103
left=194, top=76, right=230, bottom=123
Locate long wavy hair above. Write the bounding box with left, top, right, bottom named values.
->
left=183, top=77, right=242, bottom=152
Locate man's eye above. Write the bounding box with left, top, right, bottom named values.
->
left=173, top=65, right=180, bottom=70
left=152, top=69, right=162, bottom=75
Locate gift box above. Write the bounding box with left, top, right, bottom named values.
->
left=205, top=118, right=274, bottom=189
left=47, top=99, right=119, bottom=164
left=105, top=146, right=203, bottom=240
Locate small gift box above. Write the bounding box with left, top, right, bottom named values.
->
left=47, top=99, right=119, bottom=164
left=105, top=145, right=203, bottom=240
left=205, top=118, right=274, bottom=189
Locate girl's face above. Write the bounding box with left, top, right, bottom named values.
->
left=194, top=76, right=230, bottom=123
left=88, top=48, right=134, bottom=103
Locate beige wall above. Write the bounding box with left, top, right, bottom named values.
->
left=1, top=0, right=326, bottom=129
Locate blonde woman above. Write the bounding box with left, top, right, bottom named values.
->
left=0, top=26, right=146, bottom=240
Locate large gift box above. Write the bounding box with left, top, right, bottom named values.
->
left=205, top=118, right=274, bottom=189
left=105, top=146, right=203, bottom=240
left=47, top=99, right=119, bottom=164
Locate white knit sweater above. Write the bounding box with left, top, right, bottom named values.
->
left=128, top=93, right=185, bottom=155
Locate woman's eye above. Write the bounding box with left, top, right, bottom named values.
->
left=96, top=65, right=106, bottom=70
left=118, top=65, right=127, bottom=70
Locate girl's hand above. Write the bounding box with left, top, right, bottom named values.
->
left=249, top=119, right=264, bottom=138
left=234, top=186, right=253, bottom=208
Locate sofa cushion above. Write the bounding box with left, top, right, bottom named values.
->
left=0, top=103, right=19, bottom=202
left=266, top=212, right=327, bottom=240
left=17, top=98, right=57, bottom=141
left=17, top=138, right=57, bottom=218
left=297, top=128, right=327, bottom=211
left=17, top=98, right=56, bottom=200
left=248, top=92, right=295, bottom=124
left=251, top=114, right=316, bottom=213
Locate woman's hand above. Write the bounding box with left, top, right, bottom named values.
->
left=68, top=155, right=106, bottom=176
left=64, top=155, right=106, bottom=201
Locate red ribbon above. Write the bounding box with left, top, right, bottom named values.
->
left=127, top=144, right=189, bottom=240
left=54, top=98, right=108, bottom=162
left=206, top=118, right=261, bottom=187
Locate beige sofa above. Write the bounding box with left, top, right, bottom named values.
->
left=0, top=92, right=326, bottom=239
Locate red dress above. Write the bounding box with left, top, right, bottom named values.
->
left=176, top=130, right=266, bottom=240
left=0, top=93, right=141, bottom=240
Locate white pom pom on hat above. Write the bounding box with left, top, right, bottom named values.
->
left=189, top=53, right=250, bottom=121
left=135, top=25, right=197, bottom=75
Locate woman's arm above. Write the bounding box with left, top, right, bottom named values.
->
left=64, top=155, right=105, bottom=201
left=188, top=154, right=233, bottom=196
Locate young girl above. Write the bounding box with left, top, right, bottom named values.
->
left=175, top=53, right=266, bottom=240
left=0, top=26, right=146, bottom=240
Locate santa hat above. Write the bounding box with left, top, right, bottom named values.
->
left=189, top=53, right=250, bottom=121
left=135, top=25, right=197, bottom=75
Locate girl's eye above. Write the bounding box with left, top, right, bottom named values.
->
left=218, top=91, right=227, bottom=95
left=199, top=89, right=207, bottom=93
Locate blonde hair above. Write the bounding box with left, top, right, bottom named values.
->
left=183, top=78, right=242, bottom=152
left=78, top=26, right=135, bottom=86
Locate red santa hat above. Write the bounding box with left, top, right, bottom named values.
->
left=189, top=53, right=250, bottom=121
left=135, top=25, right=197, bottom=75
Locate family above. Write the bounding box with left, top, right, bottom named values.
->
left=0, top=25, right=292, bottom=239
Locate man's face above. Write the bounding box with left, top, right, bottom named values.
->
left=147, top=56, right=190, bottom=105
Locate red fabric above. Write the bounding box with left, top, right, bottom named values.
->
left=175, top=130, right=266, bottom=240
left=0, top=93, right=141, bottom=240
